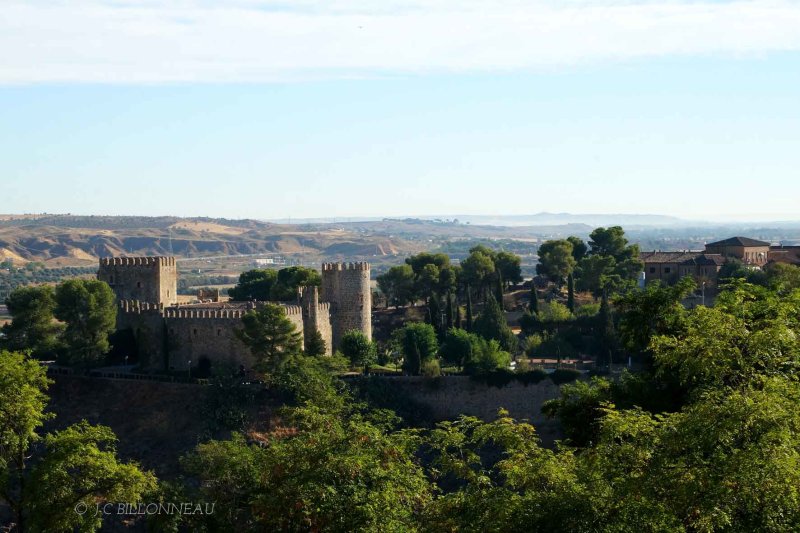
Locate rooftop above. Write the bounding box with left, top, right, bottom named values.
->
left=706, top=236, right=770, bottom=248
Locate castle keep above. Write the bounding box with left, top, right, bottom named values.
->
left=99, top=257, right=371, bottom=372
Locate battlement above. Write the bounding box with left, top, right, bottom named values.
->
left=118, top=300, right=165, bottom=314
left=284, top=304, right=302, bottom=316
left=317, top=302, right=331, bottom=313
left=164, top=308, right=247, bottom=319
left=100, top=257, right=176, bottom=267
left=321, top=262, right=370, bottom=271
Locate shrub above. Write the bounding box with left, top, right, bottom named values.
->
left=550, top=368, right=582, bottom=385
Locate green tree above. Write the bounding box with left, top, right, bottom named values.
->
left=567, top=236, right=588, bottom=262
left=566, top=273, right=575, bottom=312
left=537, top=301, right=573, bottom=323
left=183, top=407, right=433, bottom=532
left=270, top=266, right=321, bottom=301
left=536, top=240, right=576, bottom=286
left=304, top=328, right=327, bottom=357
left=392, top=322, right=438, bottom=376
left=439, top=328, right=475, bottom=370
left=340, top=329, right=377, bottom=371
left=542, top=377, right=612, bottom=447
left=236, top=303, right=303, bottom=372
left=0, top=350, right=155, bottom=532
left=495, top=251, right=522, bottom=287
left=54, top=279, right=116, bottom=367
left=376, top=264, right=417, bottom=308
left=574, top=254, right=617, bottom=299
left=473, top=294, right=517, bottom=353
left=588, top=226, right=634, bottom=260
left=460, top=250, right=496, bottom=299
left=766, top=262, right=800, bottom=292
left=1, top=286, right=62, bottom=358
left=465, top=286, right=474, bottom=331
left=529, top=283, right=539, bottom=314
left=616, top=277, right=695, bottom=358
left=228, top=269, right=278, bottom=301
left=464, top=337, right=511, bottom=374
left=494, top=271, right=504, bottom=306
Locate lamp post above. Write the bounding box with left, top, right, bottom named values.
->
left=702, top=281, right=706, bottom=307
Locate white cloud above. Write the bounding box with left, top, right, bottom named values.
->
left=2, top=1, right=800, bottom=83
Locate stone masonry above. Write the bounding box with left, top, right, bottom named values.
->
left=102, top=257, right=371, bottom=372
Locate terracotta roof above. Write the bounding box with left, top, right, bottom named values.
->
left=706, top=236, right=770, bottom=247
left=640, top=251, right=702, bottom=263
left=681, top=254, right=726, bottom=266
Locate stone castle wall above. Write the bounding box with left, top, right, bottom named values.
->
left=299, top=286, right=333, bottom=355
left=99, top=257, right=177, bottom=306
left=108, top=258, right=371, bottom=372
left=386, top=376, right=564, bottom=446
left=322, top=262, right=371, bottom=349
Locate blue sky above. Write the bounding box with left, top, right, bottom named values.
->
left=2, top=1, right=800, bottom=221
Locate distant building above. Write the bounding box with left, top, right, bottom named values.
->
left=641, top=236, right=800, bottom=286
left=640, top=251, right=725, bottom=286
left=704, top=236, right=770, bottom=266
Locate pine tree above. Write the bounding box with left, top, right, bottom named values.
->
left=465, top=285, right=474, bottom=331
left=567, top=273, right=575, bottom=313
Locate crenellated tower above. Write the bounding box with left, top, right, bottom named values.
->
left=98, top=256, right=178, bottom=306
left=321, top=262, right=371, bottom=349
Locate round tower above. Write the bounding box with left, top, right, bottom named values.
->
left=321, top=262, right=371, bottom=349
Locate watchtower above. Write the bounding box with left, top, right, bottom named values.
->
left=321, top=262, right=371, bottom=349
left=98, top=256, right=178, bottom=306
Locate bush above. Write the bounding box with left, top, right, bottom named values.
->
left=421, top=358, right=441, bottom=378
left=550, top=368, right=582, bottom=385
left=517, top=368, right=548, bottom=385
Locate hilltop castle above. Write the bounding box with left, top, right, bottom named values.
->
left=98, top=257, right=371, bottom=373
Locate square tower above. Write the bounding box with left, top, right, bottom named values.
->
left=98, top=257, right=178, bottom=305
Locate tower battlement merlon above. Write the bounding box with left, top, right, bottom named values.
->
left=98, top=255, right=178, bottom=306
left=321, top=261, right=370, bottom=271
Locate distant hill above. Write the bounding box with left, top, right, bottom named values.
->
left=269, top=212, right=686, bottom=228
left=3, top=214, right=800, bottom=266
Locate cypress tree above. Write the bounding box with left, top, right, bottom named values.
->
left=445, top=291, right=454, bottom=329
left=495, top=271, right=504, bottom=308
left=529, top=283, right=539, bottom=315
left=455, top=301, right=462, bottom=329
left=474, top=293, right=517, bottom=353
left=428, top=296, right=442, bottom=334
left=599, top=287, right=615, bottom=370
left=567, top=273, right=575, bottom=313
left=465, top=285, right=474, bottom=331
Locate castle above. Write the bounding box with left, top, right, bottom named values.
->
left=97, top=257, right=371, bottom=373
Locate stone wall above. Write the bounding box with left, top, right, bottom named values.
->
left=322, top=262, right=371, bottom=349
left=386, top=376, right=563, bottom=445
left=98, top=257, right=177, bottom=306
left=163, top=311, right=253, bottom=371
left=299, top=286, right=333, bottom=355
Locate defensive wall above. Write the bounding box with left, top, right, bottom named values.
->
left=384, top=376, right=563, bottom=445
left=106, top=257, right=370, bottom=373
